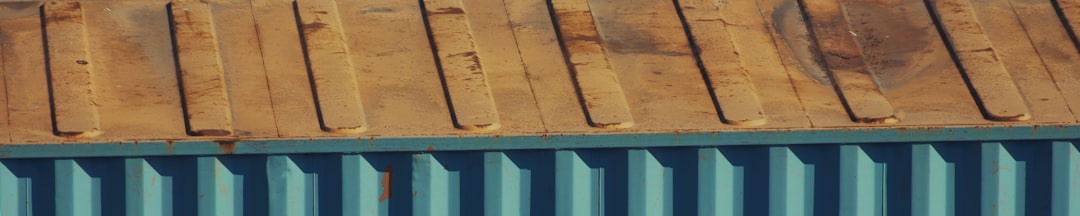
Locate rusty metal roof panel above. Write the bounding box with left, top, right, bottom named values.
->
left=0, top=0, right=1078, bottom=144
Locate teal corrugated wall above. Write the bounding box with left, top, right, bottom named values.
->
left=0, top=140, right=1078, bottom=215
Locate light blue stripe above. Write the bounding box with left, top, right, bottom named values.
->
left=839, top=145, right=880, bottom=216
left=267, top=155, right=310, bottom=216
left=197, top=157, right=235, bottom=216
left=769, top=146, right=808, bottom=216
left=1, top=125, right=1078, bottom=158
left=483, top=152, right=521, bottom=216
left=981, top=142, right=1018, bottom=216
left=413, top=153, right=449, bottom=216
left=698, top=148, right=739, bottom=216
left=1052, top=141, right=1080, bottom=216
left=55, top=159, right=92, bottom=216
left=125, top=158, right=164, bottom=216
left=911, top=144, right=949, bottom=216
left=342, top=154, right=381, bottom=215
left=628, top=149, right=667, bottom=216
left=556, top=150, right=592, bottom=216
left=0, top=160, right=23, bottom=216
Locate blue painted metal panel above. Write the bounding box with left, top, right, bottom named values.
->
left=0, top=140, right=1077, bottom=215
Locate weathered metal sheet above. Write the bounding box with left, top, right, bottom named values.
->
left=0, top=0, right=1075, bottom=143
left=0, top=0, right=1077, bottom=215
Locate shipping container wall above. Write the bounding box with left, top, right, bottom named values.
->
left=1, top=140, right=1078, bottom=216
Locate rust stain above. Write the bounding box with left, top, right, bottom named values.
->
left=215, top=140, right=238, bottom=154
left=218, top=184, right=228, bottom=195
left=563, top=34, right=604, bottom=45
left=43, top=2, right=83, bottom=24
left=302, top=22, right=329, bottom=34
left=378, top=165, right=393, bottom=202
left=427, top=146, right=434, bottom=152
left=428, top=7, right=465, bottom=15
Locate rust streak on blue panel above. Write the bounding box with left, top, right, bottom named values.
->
left=342, top=154, right=381, bottom=215
left=125, top=158, right=163, bottom=216
left=197, top=157, right=235, bottom=216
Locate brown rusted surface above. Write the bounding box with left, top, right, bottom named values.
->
left=501, top=0, right=588, bottom=133
left=928, top=0, right=1033, bottom=121
left=0, top=0, right=1077, bottom=144
left=379, top=164, right=392, bottom=202
left=201, top=0, right=278, bottom=137
left=958, top=0, right=1077, bottom=123
left=800, top=0, right=899, bottom=124
left=43, top=2, right=101, bottom=137
left=296, top=0, right=367, bottom=133
left=1027, top=0, right=1080, bottom=122
left=215, top=139, right=236, bottom=154
left=2, top=2, right=58, bottom=143
left=422, top=0, right=500, bottom=131
left=0, top=25, right=6, bottom=142
left=550, top=0, right=634, bottom=129
left=170, top=0, right=234, bottom=136
left=676, top=0, right=767, bottom=126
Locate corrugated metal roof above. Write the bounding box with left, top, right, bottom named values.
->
left=0, top=0, right=1079, bottom=144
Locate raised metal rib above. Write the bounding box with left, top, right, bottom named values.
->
left=677, top=0, right=768, bottom=126
left=927, top=0, right=1032, bottom=121
left=295, top=0, right=368, bottom=133
left=170, top=0, right=234, bottom=136
left=42, top=2, right=101, bottom=137
left=549, top=0, right=634, bottom=129
left=423, top=0, right=501, bottom=131
left=799, top=0, right=899, bottom=124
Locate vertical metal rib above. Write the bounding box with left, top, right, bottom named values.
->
left=295, top=0, right=368, bottom=133
left=798, top=0, right=898, bottom=124
left=628, top=149, right=666, bottom=216
left=549, top=0, right=634, bottom=129
left=926, top=0, right=1031, bottom=121
left=42, top=2, right=101, bottom=137
left=267, top=155, right=310, bottom=216
left=981, top=142, right=1019, bottom=216
left=413, top=153, right=449, bottom=216
left=1052, top=141, right=1080, bottom=216
left=0, top=30, right=9, bottom=142
left=169, top=1, right=234, bottom=136
left=0, top=161, right=23, bottom=216
left=911, top=144, right=949, bottom=216
left=839, top=145, right=881, bottom=216
left=484, top=152, right=522, bottom=216
left=125, top=158, right=164, bottom=216
left=197, top=157, right=235, bottom=216
left=55, top=159, right=92, bottom=216
left=675, top=0, right=767, bottom=126
left=422, top=0, right=501, bottom=131
left=698, top=148, right=739, bottom=216
left=342, top=154, right=381, bottom=215
left=555, top=150, right=593, bottom=216
left=769, top=146, right=808, bottom=216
